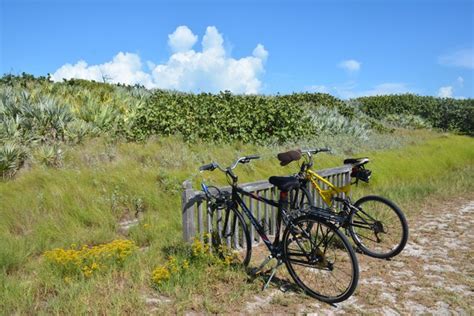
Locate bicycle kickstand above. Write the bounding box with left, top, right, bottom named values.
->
left=263, top=259, right=283, bottom=290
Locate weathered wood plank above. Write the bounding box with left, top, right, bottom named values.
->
left=182, top=165, right=352, bottom=243
left=181, top=180, right=196, bottom=243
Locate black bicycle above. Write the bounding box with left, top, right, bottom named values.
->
left=199, top=155, right=359, bottom=303
left=279, top=149, right=409, bottom=259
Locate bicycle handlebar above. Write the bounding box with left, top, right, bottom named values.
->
left=199, top=162, right=217, bottom=172
left=199, top=155, right=260, bottom=173
left=301, top=147, right=332, bottom=155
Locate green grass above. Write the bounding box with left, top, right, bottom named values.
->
left=0, top=130, right=473, bottom=313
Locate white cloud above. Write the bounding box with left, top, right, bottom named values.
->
left=437, top=86, right=453, bottom=98
left=338, top=59, right=361, bottom=73
left=168, top=25, right=198, bottom=53
left=335, top=82, right=410, bottom=99
left=306, top=82, right=412, bottom=99
left=50, top=52, right=153, bottom=87
left=51, top=26, right=268, bottom=94
left=252, top=44, right=268, bottom=60
left=307, top=85, right=330, bottom=93
left=438, top=49, right=474, bottom=69
left=361, top=83, right=411, bottom=97
left=201, top=26, right=225, bottom=56
left=457, top=76, right=464, bottom=87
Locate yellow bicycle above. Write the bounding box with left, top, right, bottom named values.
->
left=278, top=148, right=409, bottom=259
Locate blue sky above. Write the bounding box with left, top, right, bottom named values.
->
left=1, top=0, right=473, bottom=98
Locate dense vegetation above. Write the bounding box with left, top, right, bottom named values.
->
left=356, top=94, right=473, bottom=135
left=1, top=73, right=473, bottom=313
left=1, top=73, right=472, bottom=180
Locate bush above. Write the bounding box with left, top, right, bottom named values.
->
left=384, top=114, right=432, bottom=129
left=33, top=144, right=64, bottom=167
left=129, top=91, right=312, bottom=144
left=308, top=106, right=370, bottom=140
left=0, top=143, right=27, bottom=179
left=355, top=94, right=473, bottom=135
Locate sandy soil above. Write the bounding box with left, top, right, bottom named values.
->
left=242, top=196, right=474, bottom=315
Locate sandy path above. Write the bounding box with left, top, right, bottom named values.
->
left=243, top=197, right=474, bottom=315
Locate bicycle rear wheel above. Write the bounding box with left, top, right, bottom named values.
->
left=282, top=215, right=359, bottom=303
left=348, top=195, right=409, bottom=259
left=210, top=207, right=252, bottom=266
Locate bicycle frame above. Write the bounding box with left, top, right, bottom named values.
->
left=305, top=169, right=351, bottom=207
left=229, top=185, right=287, bottom=256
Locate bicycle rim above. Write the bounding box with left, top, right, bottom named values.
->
left=283, top=215, right=359, bottom=303
left=349, top=195, right=408, bottom=258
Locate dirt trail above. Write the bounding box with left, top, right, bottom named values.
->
left=243, top=196, right=474, bottom=315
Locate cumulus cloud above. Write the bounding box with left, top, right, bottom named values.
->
left=51, top=26, right=268, bottom=94
left=168, top=25, right=198, bottom=53
left=51, top=52, right=153, bottom=86
left=437, top=86, right=453, bottom=98
left=338, top=59, right=361, bottom=73
left=253, top=44, right=269, bottom=60
left=438, top=49, right=474, bottom=69
left=457, top=76, right=464, bottom=87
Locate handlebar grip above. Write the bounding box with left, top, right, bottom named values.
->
left=245, top=155, right=260, bottom=160
left=240, top=154, right=260, bottom=164
left=305, top=148, right=331, bottom=154
left=199, top=162, right=216, bottom=171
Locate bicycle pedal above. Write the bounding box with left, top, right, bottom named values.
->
left=249, top=267, right=260, bottom=276
left=279, top=284, right=291, bottom=293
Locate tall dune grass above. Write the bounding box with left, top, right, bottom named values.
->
left=0, top=132, right=473, bottom=313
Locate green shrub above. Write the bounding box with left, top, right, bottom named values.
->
left=129, top=91, right=312, bottom=144
left=33, top=144, right=64, bottom=168
left=0, top=143, right=27, bottom=179
left=384, top=114, right=432, bottom=129
left=308, top=106, right=370, bottom=139
left=355, top=94, right=473, bottom=135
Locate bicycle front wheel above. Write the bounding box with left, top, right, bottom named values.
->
left=282, top=215, right=359, bottom=303
left=349, top=195, right=409, bottom=259
left=210, top=208, right=252, bottom=266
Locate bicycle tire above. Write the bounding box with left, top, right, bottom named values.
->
left=348, top=195, right=409, bottom=259
left=282, top=215, right=359, bottom=303
left=210, top=207, right=252, bottom=266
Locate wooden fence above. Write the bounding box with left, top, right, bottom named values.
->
left=181, top=165, right=352, bottom=244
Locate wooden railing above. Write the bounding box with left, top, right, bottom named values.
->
left=181, top=165, right=352, bottom=243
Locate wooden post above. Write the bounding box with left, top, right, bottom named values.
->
left=181, top=180, right=196, bottom=243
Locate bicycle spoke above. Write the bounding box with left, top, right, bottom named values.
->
left=350, top=196, right=407, bottom=258
left=283, top=216, right=358, bottom=303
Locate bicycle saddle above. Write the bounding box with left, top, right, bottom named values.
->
left=268, top=176, right=300, bottom=192
left=343, top=157, right=370, bottom=167
left=277, top=149, right=302, bottom=166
